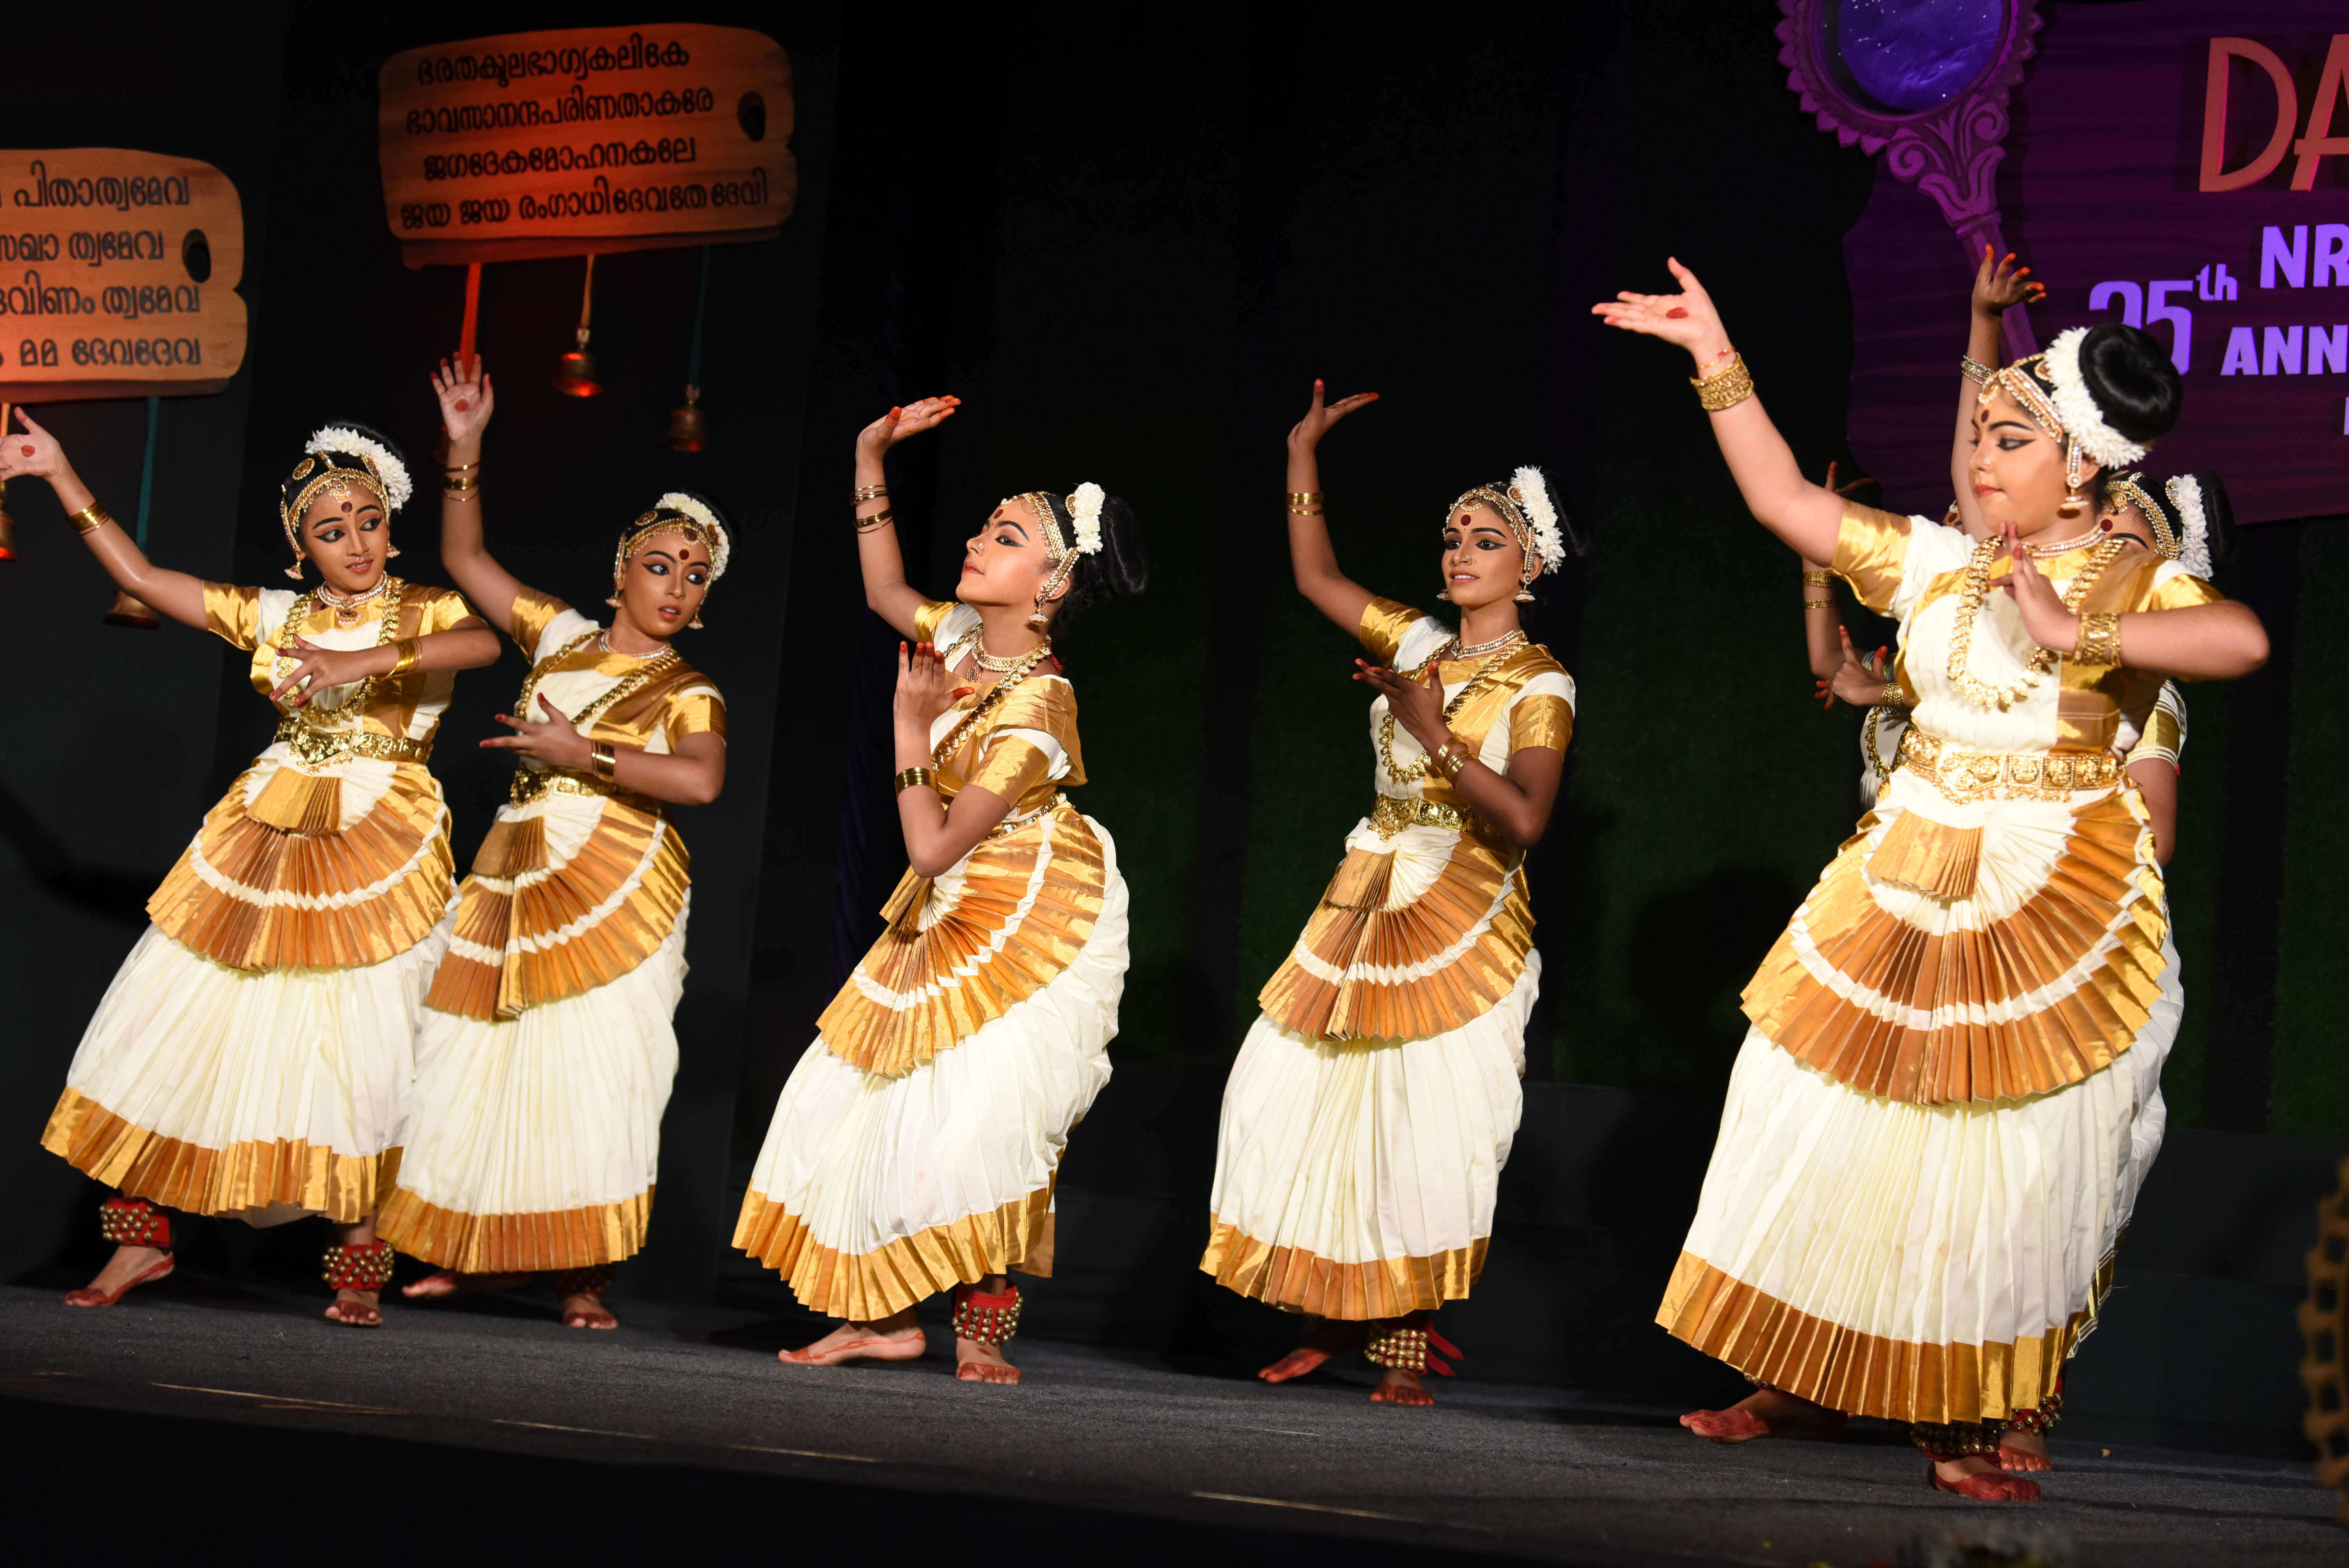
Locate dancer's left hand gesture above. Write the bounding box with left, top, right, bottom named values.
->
left=273, top=636, right=384, bottom=708
left=481, top=694, right=594, bottom=770
left=893, top=640, right=961, bottom=737
left=1992, top=522, right=2078, bottom=652
left=1591, top=257, right=1732, bottom=369
left=1354, top=658, right=1448, bottom=748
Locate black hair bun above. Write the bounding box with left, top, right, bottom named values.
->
left=2078, top=324, right=2183, bottom=446
left=1545, top=478, right=1593, bottom=562
left=1051, top=491, right=1147, bottom=634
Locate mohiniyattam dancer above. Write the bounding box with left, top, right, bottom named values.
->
left=1596, top=262, right=2267, bottom=1500
left=735, top=395, right=1146, bottom=1383
left=5, top=409, right=498, bottom=1327
left=1201, top=381, right=1581, bottom=1405
left=378, top=358, right=729, bottom=1331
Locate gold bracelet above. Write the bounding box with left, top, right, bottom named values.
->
left=1803, top=597, right=1833, bottom=610
left=445, top=460, right=481, bottom=474
left=2072, top=612, right=2122, bottom=668
left=1959, top=355, right=1996, bottom=388
left=590, top=743, right=619, bottom=782
left=1690, top=352, right=1754, bottom=412
left=1800, top=570, right=1832, bottom=587
left=389, top=637, right=422, bottom=677
left=852, top=484, right=889, bottom=502
left=1882, top=679, right=1904, bottom=708
left=894, top=766, right=935, bottom=795
left=68, top=502, right=113, bottom=535
left=1286, top=491, right=1322, bottom=505
left=444, top=473, right=480, bottom=492
left=855, top=508, right=895, bottom=533
left=1287, top=505, right=1323, bottom=516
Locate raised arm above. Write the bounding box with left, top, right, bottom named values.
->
left=1592, top=260, right=1843, bottom=563
left=0, top=409, right=208, bottom=628
left=431, top=356, right=529, bottom=639
left=1285, top=379, right=1381, bottom=636
left=853, top=396, right=961, bottom=641
left=1951, top=248, right=2044, bottom=537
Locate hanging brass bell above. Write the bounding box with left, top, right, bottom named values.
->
left=104, top=588, right=160, bottom=629
left=663, top=385, right=707, bottom=451
left=552, top=328, right=601, bottom=398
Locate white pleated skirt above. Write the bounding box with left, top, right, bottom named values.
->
left=41, top=918, right=448, bottom=1225
left=1200, top=952, right=1534, bottom=1319
left=378, top=901, right=689, bottom=1273
left=735, top=820, right=1128, bottom=1320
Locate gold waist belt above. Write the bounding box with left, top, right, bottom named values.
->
left=509, top=766, right=654, bottom=809
left=1898, top=730, right=2121, bottom=801
left=274, top=720, right=432, bottom=768
left=1370, top=794, right=1472, bottom=839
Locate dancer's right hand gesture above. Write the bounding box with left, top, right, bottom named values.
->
left=433, top=355, right=494, bottom=446
left=0, top=406, right=70, bottom=486
left=858, top=396, right=960, bottom=457
left=1971, top=245, right=2044, bottom=319
left=1287, top=378, right=1378, bottom=453
left=1592, top=257, right=1732, bottom=370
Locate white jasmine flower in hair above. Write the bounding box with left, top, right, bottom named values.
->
left=656, top=491, right=731, bottom=579
left=2041, top=327, right=2148, bottom=470
left=2165, top=474, right=2213, bottom=580
left=1068, top=481, right=1106, bottom=555
left=307, top=426, right=413, bottom=511
left=1511, top=465, right=1565, bottom=576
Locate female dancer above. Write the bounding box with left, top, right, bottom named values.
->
left=5, top=410, right=499, bottom=1326
left=376, top=358, right=728, bottom=1331
left=734, top=395, right=1146, bottom=1383
left=1200, top=381, right=1579, bottom=1405
left=1596, top=263, right=2267, bottom=1500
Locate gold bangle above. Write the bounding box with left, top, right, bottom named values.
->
left=444, top=460, right=481, bottom=474
left=852, top=484, right=889, bottom=502
left=69, top=502, right=112, bottom=535
left=1803, top=597, right=1833, bottom=610
left=1286, top=491, right=1322, bottom=505
left=1800, top=570, right=1832, bottom=586
left=389, top=637, right=422, bottom=677
left=1882, top=679, right=1904, bottom=708
left=1960, top=355, right=1996, bottom=387
left=855, top=508, right=895, bottom=533
left=2072, top=612, right=2123, bottom=669
left=894, top=766, right=935, bottom=795
left=1690, top=352, right=1754, bottom=412
left=1287, top=505, right=1323, bottom=516
left=591, top=743, right=619, bottom=782
left=443, top=473, right=479, bottom=493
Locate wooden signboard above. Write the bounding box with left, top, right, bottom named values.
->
left=0, top=149, right=247, bottom=401
left=378, top=24, right=795, bottom=268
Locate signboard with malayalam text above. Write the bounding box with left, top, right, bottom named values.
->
left=378, top=24, right=795, bottom=267
left=0, top=148, right=247, bottom=401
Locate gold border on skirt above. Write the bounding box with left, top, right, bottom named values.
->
left=41, top=1087, right=395, bottom=1224
left=1656, top=1251, right=2109, bottom=1423
left=376, top=1184, right=654, bottom=1273
left=1198, top=1213, right=1489, bottom=1320
left=732, top=1182, right=1055, bottom=1321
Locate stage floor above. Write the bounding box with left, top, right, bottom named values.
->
left=0, top=1277, right=2335, bottom=1567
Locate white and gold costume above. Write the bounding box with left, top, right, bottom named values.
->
left=734, top=600, right=1127, bottom=1319
left=42, top=579, right=474, bottom=1223
left=1202, top=598, right=1574, bottom=1319
left=1661, top=502, right=2218, bottom=1424
left=378, top=591, right=724, bottom=1273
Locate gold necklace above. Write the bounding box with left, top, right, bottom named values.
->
left=939, top=626, right=1046, bottom=674
left=931, top=639, right=1054, bottom=768
left=1452, top=627, right=1528, bottom=659
left=1945, top=537, right=2125, bottom=711
left=2026, top=524, right=2104, bottom=558
left=274, top=578, right=405, bottom=719
left=1376, top=638, right=1523, bottom=784
left=317, top=578, right=390, bottom=628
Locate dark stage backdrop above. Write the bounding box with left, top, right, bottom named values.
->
left=0, top=2, right=2340, bottom=1403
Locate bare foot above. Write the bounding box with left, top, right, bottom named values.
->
left=1998, top=1429, right=2053, bottom=1472
left=781, top=1311, right=925, bottom=1367
left=955, top=1336, right=1021, bottom=1384
left=1680, top=1387, right=1848, bottom=1443
left=1260, top=1318, right=1363, bottom=1383
left=64, top=1244, right=174, bottom=1308
left=1368, top=1367, right=1434, bottom=1405
left=324, top=1289, right=382, bottom=1327
left=560, top=1290, right=618, bottom=1330
left=1259, top=1347, right=1332, bottom=1383
left=401, top=1270, right=528, bottom=1300
left=1933, top=1454, right=2041, bottom=1500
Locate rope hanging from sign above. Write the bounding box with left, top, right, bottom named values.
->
left=553, top=255, right=601, bottom=398
left=665, top=246, right=712, bottom=451
left=104, top=396, right=162, bottom=628
left=0, top=403, right=14, bottom=561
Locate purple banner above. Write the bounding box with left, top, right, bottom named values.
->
left=1841, top=1, right=2349, bottom=525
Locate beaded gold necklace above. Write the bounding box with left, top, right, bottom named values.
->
left=272, top=578, right=405, bottom=720
left=1945, top=536, right=2126, bottom=711
left=1376, top=637, right=1525, bottom=784
left=931, top=639, right=1054, bottom=768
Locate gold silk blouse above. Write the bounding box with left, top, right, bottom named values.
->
left=143, top=578, right=477, bottom=973
left=427, top=589, right=726, bottom=1022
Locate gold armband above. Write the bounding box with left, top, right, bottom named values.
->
left=1803, top=597, right=1832, bottom=610
left=1690, top=352, right=1754, bottom=412
left=2072, top=612, right=2122, bottom=669
left=69, top=502, right=112, bottom=536
left=894, top=766, right=936, bottom=795
left=1800, top=570, right=1832, bottom=587
left=389, top=637, right=422, bottom=677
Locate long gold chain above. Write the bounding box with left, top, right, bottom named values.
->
left=273, top=577, right=405, bottom=721
left=931, top=639, right=1054, bottom=768
left=505, top=629, right=681, bottom=796
left=1945, top=537, right=2125, bottom=711
left=1376, top=638, right=1523, bottom=784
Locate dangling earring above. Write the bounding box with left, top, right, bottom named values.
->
left=688, top=613, right=705, bottom=630
left=1513, top=568, right=1536, bottom=604
left=283, top=554, right=306, bottom=581
left=606, top=578, right=624, bottom=608
left=385, top=543, right=403, bottom=559
left=1435, top=588, right=1453, bottom=602
left=2057, top=439, right=2087, bottom=519
left=1026, top=601, right=1051, bottom=631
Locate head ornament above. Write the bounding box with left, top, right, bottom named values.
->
left=278, top=425, right=411, bottom=577
left=2163, top=474, right=2215, bottom=579
left=1451, top=465, right=1565, bottom=588
left=2099, top=472, right=2180, bottom=561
